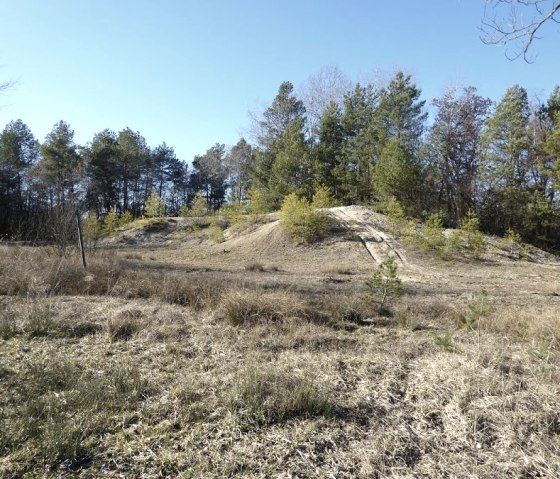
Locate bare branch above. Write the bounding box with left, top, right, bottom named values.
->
left=480, top=0, right=560, bottom=62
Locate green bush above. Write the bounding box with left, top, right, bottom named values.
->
left=208, top=217, right=225, bottom=243
left=498, top=228, right=523, bottom=257
left=311, top=185, right=337, bottom=208
left=181, top=194, right=208, bottom=217
left=459, top=210, right=486, bottom=259
left=280, top=193, right=329, bottom=243
left=103, top=209, right=120, bottom=234
left=385, top=197, right=417, bottom=242
left=422, top=213, right=446, bottom=253
left=119, top=210, right=134, bottom=225
left=248, top=187, right=272, bottom=215
left=144, top=193, right=165, bottom=218
left=82, top=216, right=102, bottom=244
left=365, top=257, right=404, bottom=307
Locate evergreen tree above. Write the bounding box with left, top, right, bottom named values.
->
left=191, top=144, right=228, bottom=211
left=85, top=129, right=119, bottom=216
left=144, top=192, right=165, bottom=217
left=39, top=121, right=82, bottom=208
left=481, top=85, right=533, bottom=236
left=376, top=72, right=427, bottom=149
left=251, top=81, right=308, bottom=208
left=116, top=128, right=149, bottom=215
left=0, top=120, right=39, bottom=235
left=341, top=83, right=381, bottom=203
left=483, top=85, right=532, bottom=188
left=314, top=101, right=345, bottom=199
left=373, top=137, right=419, bottom=210
left=270, top=118, right=312, bottom=202
left=226, top=138, right=252, bottom=204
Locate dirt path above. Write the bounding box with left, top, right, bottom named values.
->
left=329, top=206, right=407, bottom=265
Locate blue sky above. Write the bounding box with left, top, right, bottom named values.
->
left=0, top=0, right=558, bottom=163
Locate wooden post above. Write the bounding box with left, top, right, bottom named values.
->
left=76, top=210, right=87, bottom=270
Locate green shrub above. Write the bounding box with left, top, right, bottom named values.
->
left=385, top=197, right=417, bottom=242
left=422, top=213, right=446, bottom=253
left=119, top=210, right=134, bottom=225
left=181, top=194, right=208, bottom=217
left=144, top=193, right=165, bottom=218
left=464, top=289, right=495, bottom=331
left=219, top=203, right=245, bottom=221
left=311, top=185, right=337, bottom=208
left=82, top=216, right=102, bottom=244
left=103, top=209, right=120, bottom=234
left=498, top=228, right=523, bottom=257
left=207, top=217, right=225, bottom=243
left=459, top=210, right=486, bottom=259
left=280, top=193, right=329, bottom=243
left=434, top=332, right=458, bottom=353
left=248, top=187, right=271, bottom=215
left=365, top=257, right=404, bottom=307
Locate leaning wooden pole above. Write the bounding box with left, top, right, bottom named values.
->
left=76, top=209, right=87, bottom=270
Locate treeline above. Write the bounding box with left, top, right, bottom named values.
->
left=1, top=70, right=560, bottom=250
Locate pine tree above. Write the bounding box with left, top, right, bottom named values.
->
left=144, top=192, right=165, bottom=217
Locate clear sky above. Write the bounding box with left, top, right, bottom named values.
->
left=0, top=0, right=558, bottom=163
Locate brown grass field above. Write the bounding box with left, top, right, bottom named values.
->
left=1, top=207, right=559, bottom=478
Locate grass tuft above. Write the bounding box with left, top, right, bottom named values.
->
left=220, top=289, right=327, bottom=326
left=229, top=368, right=335, bottom=426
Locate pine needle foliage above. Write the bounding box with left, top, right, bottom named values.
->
left=365, top=257, right=404, bottom=307
left=280, top=193, right=329, bottom=243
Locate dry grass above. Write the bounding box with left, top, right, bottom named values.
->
left=228, top=366, right=335, bottom=426
left=0, top=246, right=224, bottom=310
left=244, top=261, right=265, bottom=272
left=1, top=243, right=560, bottom=477
left=321, top=262, right=356, bottom=275
left=482, top=307, right=560, bottom=348
left=219, top=289, right=328, bottom=326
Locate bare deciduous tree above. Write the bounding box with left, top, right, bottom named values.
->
left=298, top=65, right=352, bottom=142
left=481, top=0, right=560, bottom=61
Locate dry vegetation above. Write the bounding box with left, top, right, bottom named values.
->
left=1, top=210, right=560, bottom=478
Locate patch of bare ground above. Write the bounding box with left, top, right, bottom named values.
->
left=1, top=208, right=560, bottom=477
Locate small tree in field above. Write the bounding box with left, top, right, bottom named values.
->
left=103, top=209, right=120, bottom=234
left=499, top=228, right=523, bottom=256
left=280, top=193, right=329, bottom=243
left=459, top=210, right=486, bottom=259
left=422, top=213, right=446, bottom=253
left=188, top=194, right=209, bottom=217
left=365, top=257, right=404, bottom=307
left=144, top=193, right=165, bottom=218
left=120, top=210, right=134, bottom=225
left=248, top=187, right=270, bottom=215
left=311, top=185, right=337, bottom=208
left=83, top=216, right=102, bottom=246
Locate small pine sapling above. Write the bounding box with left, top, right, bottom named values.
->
left=499, top=228, right=522, bottom=257
left=120, top=210, right=134, bottom=225
left=465, top=289, right=495, bottom=350
left=460, top=210, right=486, bottom=259
left=422, top=213, right=446, bottom=254
left=144, top=193, right=165, bottom=218
left=103, top=209, right=120, bottom=234
left=311, top=185, right=337, bottom=208
left=385, top=197, right=406, bottom=239
left=365, top=257, right=404, bottom=308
